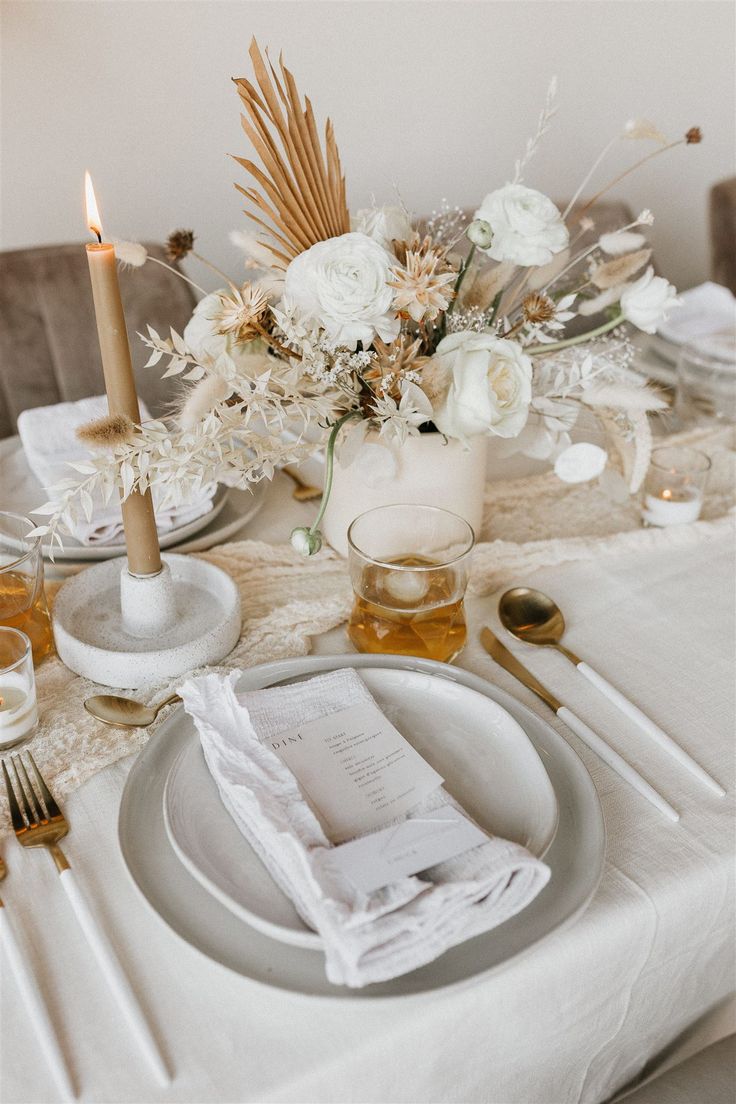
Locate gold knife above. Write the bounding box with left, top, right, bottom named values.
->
left=479, top=627, right=679, bottom=822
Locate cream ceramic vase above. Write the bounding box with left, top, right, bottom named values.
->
left=322, top=432, right=487, bottom=557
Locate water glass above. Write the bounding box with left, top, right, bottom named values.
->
left=641, top=446, right=711, bottom=527
left=0, top=511, right=54, bottom=663
left=675, top=331, right=736, bottom=425
left=347, top=504, right=474, bottom=663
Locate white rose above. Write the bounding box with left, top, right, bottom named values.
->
left=351, top=206, right=413, bottom=251
left=183, top=290, right=265, bottom=367
left=283, top=232, right=400, bottom=350
left=474, top=184, right=569, bottom=267
left=620, top=266, right=681, bottom=334
left=431, top=331, right=533, bottom=443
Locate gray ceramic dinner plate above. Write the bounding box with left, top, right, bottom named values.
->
left=162, top=666, right=560, bottom=949
left=118, top=654, right=605, bottom=1000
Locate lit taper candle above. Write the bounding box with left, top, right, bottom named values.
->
left=84, top=172, right=161, bottom=576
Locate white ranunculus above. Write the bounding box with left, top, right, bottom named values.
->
left=620, top=266, right=681, bottom=334
left=283, top=232, right=400, bottom=350
left=351, top=206, right=413, bottom=251
left=474, top=184, right=569, bottom=267
left=431, top=332, right=533, bottom=443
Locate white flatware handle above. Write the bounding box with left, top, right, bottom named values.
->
left=576, top=662, right=725, bottom=797
left=58, top=869, right=170, bottom=1086
left=557, top=706, right=680, bottom=823
left=0, top=905, right=75, bottom=1101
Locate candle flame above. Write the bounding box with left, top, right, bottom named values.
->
left=84, top=171, right=103, bottom=241
left=662, top=488, right=673, bottom=500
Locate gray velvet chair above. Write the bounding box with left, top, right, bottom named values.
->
left=710, top=177, right=736, bottom=295
left=0, top=242, right=196, bottom=438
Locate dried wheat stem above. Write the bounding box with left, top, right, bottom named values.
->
left=575, top=140, right=686, bottom=221
left=146, top=255, right=208, bottom=297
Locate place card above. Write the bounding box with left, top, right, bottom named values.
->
left=325, top=806, right=489, bottom=894
left=266, top=701, right=444, bottom=843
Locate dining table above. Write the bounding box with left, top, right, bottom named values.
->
left=0, top=427, right=734, bottom=1104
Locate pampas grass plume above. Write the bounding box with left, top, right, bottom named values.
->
left=76, top=414, right=134, bottom=448
left=113, top=240, right=148, bottom=268
left=178, top=375, right=230, bottom=429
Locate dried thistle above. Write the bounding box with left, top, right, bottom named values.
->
left=214, top=282, right=271, bottom=340
left=166, top=229, right=195, bottom=262
left=363, top=337, right=429, bottom=399
left=685, top=126, right=702, bottom=144
left=591, top=248, right=651, bottom=290
left=76, top=414, right=134, bottom=449
left=389, top=248, right=456, bottom=323
left=522, top=292, right=556, bottom=324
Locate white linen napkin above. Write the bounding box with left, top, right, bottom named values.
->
left=17, top=396, right=215, bottom=545
left=657, top=281, right=736, bottom=346
left=178, top=668, right=551, bottom=988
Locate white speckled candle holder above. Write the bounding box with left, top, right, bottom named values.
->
left=52, top=554, right=241, bottom=689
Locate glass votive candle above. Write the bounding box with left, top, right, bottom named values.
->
left=641, top=447, right=711, bottom=527
left=347, top=504, right=474, bottom=663
left=675, top=331, right=736, bottom=426
left=0, top=628, right=38, bottom=749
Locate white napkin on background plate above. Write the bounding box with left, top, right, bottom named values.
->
left=178, top=668, right=550, bottom=989
left=17, top=396, right=215, bottom=545
left=657, top=281, right=736, bottom=346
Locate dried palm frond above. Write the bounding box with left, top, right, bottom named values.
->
left=232, top=39, right=350, bottom=267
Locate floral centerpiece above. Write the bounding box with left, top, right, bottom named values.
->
left=35, top=41, right=699, bottom=556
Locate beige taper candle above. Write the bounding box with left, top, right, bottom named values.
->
left=84, top=175, right=161, bottom=577
left=85, top=242, right=161, bottom=575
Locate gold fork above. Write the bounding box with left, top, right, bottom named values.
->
left=0, top=850, right=74, bottom=1099
left=3, top=753, right=170, bottom=1086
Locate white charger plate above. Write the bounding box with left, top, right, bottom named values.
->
left=118, top=654, right=605, bottom=999
left=162, top=667, right=559, bottom=949
left=0, top=436, right=228, bottom=560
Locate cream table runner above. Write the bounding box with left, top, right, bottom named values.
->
left=1, top=424, right=733, bottom=834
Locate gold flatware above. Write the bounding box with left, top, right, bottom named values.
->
left=2, top=753, right=170, bottom=1085
left=282, top=465, right=322, bottom=502
left=499, top=587, right=725, bottom=797
left=480, top=627, right=679, bottom=822
left=0, top=851, right=75, bottom=1099
left=83, top=692, right=180, bottom=728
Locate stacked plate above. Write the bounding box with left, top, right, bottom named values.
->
left=119, top=654, right=605, bottom=999
left=0, top=436, right=267, bottom=575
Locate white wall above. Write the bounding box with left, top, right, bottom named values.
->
left=1, top=0, right=734, bottom=293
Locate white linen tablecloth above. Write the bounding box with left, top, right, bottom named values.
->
left=0, top=477, right=733, bottom=1104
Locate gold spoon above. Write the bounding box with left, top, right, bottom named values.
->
left=281, top=465, right=322, bottom=502
left=83, top=692, right=181, bottom=728
left=498, top=586, right=724, bottom=796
